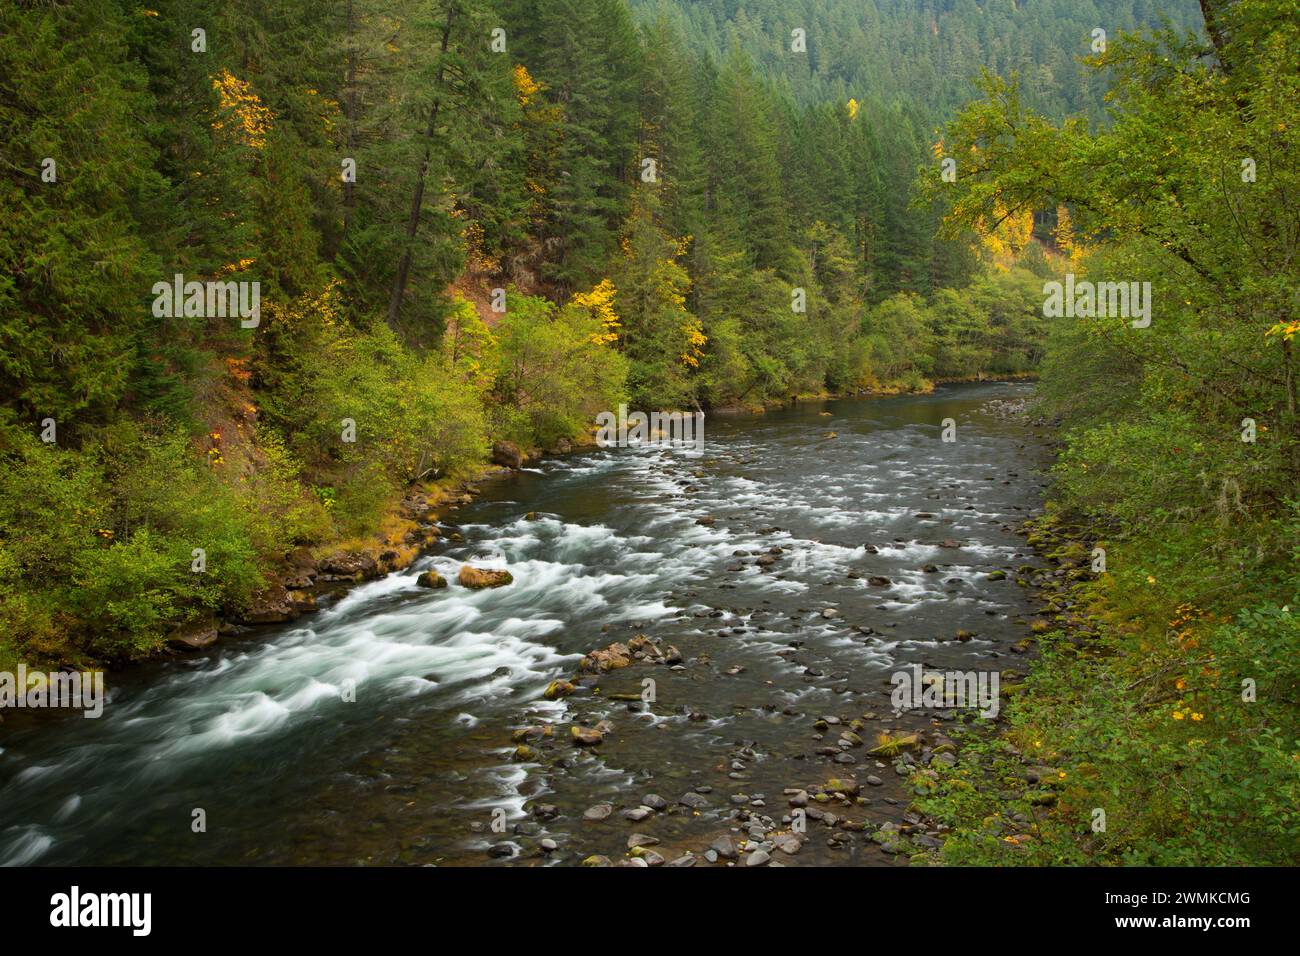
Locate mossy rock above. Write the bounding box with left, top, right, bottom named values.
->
left=544, top=679, right=576, bottom=700
left=868, top=732, right=921, bottom=758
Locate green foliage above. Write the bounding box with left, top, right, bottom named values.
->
left=0, top=426, right=263, bottom=663
left=861, top=294, right=934, bottom=387
left=492, top=292, right=629, bottom=448
left=918, top=534, right=1300, bottom=866
left=259, top=289, right=491, bottom=536
left=629, top=0, right=1202, bottom=120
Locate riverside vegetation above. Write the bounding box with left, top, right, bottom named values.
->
left=910, top=0, right=1300, bottom=865
left=0, top=0, right=1295, bottom=867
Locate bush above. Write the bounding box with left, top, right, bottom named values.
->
left=492, top=291, right=627, bottom=448
left=0, top=424, right=265, bottom=661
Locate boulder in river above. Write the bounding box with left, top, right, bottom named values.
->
left=543, top=679, right=576, bottom=700
left=458, top=565, right=514, bottom=588
left=579, top=641, right=632, bottom=673
left=416, top=570, right=447, bottom=588
left=570, top=725, right=604, bottom=746
left=709, top=834, right=739, bottom=860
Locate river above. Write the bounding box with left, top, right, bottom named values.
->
left=0, top=381, right=1051, bottom=866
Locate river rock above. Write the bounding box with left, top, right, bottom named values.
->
left=318, top=551, right=379, bottom=582
left=491, top=440, right=524, bottom=469
left=709, top=835, right=739, bottom=859
left=580, top=641, right=632, bottom=673
left=168, top=618, right=219, bottom=650
left=583, top=804, right=613, bottom=821
left=458, top=566, right=513, bottom=589
left=237, top=586, right=296, bottom=624
left=543, top=679, right=576, bottom=700
left=822, top=776, right=860, bottom=796
left=570, top=725, right=603, bottom=746
left=416, top=570, right=447, bottom=588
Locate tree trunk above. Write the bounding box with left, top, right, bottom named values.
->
left=342, top=0, right=357, bottom=238
left=386, top=4, right=456, bottom=332
left=1199, top=0, right=1232, bottom=73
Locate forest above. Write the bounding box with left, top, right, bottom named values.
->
left=0, top=0, right=1067, bottom=665
left=0, top=0, right=1296, bottom=870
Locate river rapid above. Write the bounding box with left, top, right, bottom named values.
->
left=0, top=381, right=1052, bottom=867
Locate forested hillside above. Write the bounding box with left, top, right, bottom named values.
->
left=630, top=0, right=1203, bottom=119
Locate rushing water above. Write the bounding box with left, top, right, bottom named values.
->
left=0, top=382, right=1051, bottom=866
